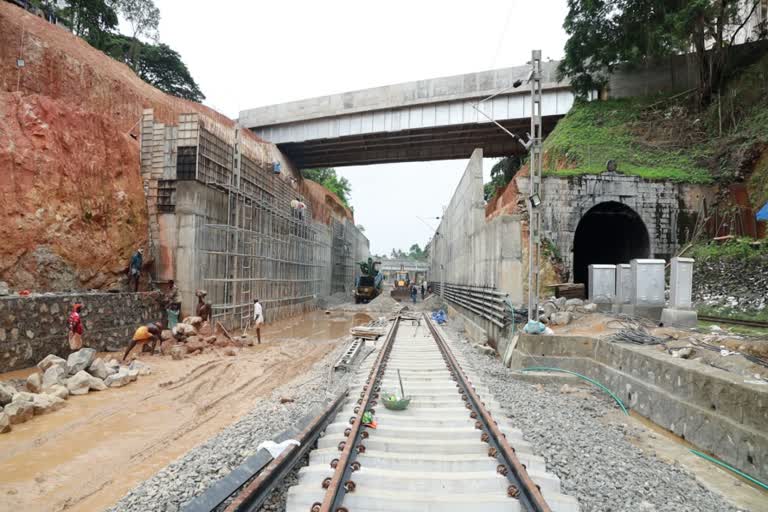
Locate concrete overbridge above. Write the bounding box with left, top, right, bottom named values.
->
left=239, top=61, right=574, bottom=168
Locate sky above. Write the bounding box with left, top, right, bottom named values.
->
left=149, top=0, right=570, bottom=255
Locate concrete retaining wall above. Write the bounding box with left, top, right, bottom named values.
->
left=430, top=149, right=523, bottom=351
left=0, top=292, right=163, bottom=373
left=509, top=335, right=768, bottom=483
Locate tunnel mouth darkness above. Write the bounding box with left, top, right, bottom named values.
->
left=573, top=201, right=650, bottom=288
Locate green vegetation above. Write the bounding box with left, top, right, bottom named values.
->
left=689, top=237, right=768, bottom=261
left=542, top=97, right=713, bottom=183
left=560, top=0, right=767, bottom=104
left=43, top=0, right=204, bottom=101
left=302, top=168, right=352, bottom=209
left=484, top=156, right=522, bottom=200
left=389, top=244, right=428, bottom=261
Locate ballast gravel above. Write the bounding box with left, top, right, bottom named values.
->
left=108, top=342, right=363, bottom=512
left=442, top=320, right=742, bottom=512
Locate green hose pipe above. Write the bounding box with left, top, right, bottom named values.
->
left=518, top=366, right=629, bottom=416
left=689, top=448, right=768, bottom=492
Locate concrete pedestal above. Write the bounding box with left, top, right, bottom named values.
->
left=660, top=308, right=698, bottom=328
left=622, top=305, right=664, bottom=322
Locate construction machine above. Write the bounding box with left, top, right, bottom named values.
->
left=389, top=265, right=411, bottom=302
left=355, top=258, right=383, bottom=303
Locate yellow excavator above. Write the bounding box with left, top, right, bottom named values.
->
left=389, top=265, right=411, bottom=302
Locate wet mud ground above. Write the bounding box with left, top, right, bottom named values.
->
left=0, top=310, right=370, bottom=512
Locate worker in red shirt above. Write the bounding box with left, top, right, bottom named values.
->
left=68, top=303, right=84, bottom=350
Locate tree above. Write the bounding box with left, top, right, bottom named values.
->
left=558, top=0, right=767, bottom=105
left=484, top=156, right=522, bottom=200
left=59, top=0, right=119, bottom=50
left=112, top=0, right=160, bottom=70
left=302, top=168, right=352, bottom=209
left=105, top=35, right=205, bottom=101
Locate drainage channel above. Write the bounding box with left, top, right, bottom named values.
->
left=286, top=315, right=580, bottom=512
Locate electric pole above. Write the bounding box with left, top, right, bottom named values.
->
left=527, top=50, right=543, bottom=326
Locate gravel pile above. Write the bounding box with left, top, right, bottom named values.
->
left=693, top=254, right=768, bottom=312
left=443, top=320, right=741, bottom=512
left=108, top=342, right=363, bottom=512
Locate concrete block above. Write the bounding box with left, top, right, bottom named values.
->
left=615, top=264, right=631, bottom=304
left=630, top=259, right=665, bottom=306
left=660, top=308, right=698, bottom=328
left=670, top=257, right=694, bottom=309
left=588, top=264, right=616, bottom=303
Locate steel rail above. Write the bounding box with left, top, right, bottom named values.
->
left=223, top=389, right=349, bottom=512
left=699, top=315, right=768, bottom=329
left=314, top=317, right=401, bottom=512
left=183, top=389, right=349, bottom=512
left=424, top=313, right=552, bottom=512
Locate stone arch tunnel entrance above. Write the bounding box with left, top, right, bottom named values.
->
left=573, top=201, right=650, bottom=288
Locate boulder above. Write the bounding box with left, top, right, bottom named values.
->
left=203, top=335, right=218, bottom=344
left=0, top=412, right=10, bottom=433
left=182, top=316, right=204, bottom=328
left=107, top=358, right=121, bottom=370
left=66, top=370, right=92, bottom=396
left=186, top=339, right=206, bottom=354
left=170, top=345, right=186, bottom=360
left=105, top=370, right=131, bottom=388
left=48, top=385, right=70, bottom=400
left=127, top=369, right=139, bottom=382
left=582, top=303, right=598, bottom=313
left=542, top=302, right=558, bottom=317
left=129, top=361, right=152, bottom=376
left=88, top=358, right=110, bottom=380
left=88, top=376, right=107, bottom=391
left=66, top=348, right=97, bottom=375
left=31, top=394, right=66, bottom=415
left=4, top=400, right=34, bottom=424
left=161, top=329, right=174, bottom=341
left=160, top=339, right=175, bottom=355
left=223, top=347, right=237, bottom=357
left=555, top=297, right=567, bottom=309
left=12, top=391, right=36, bottom=403
left=565, top=298, right=584, bottom=307
left=0, top=384, right=16, bottom=406
left=173, top=323, right=197, bottom=337
left=37, top=354, right=67, bottom=372
left=550, top=312, right=573, bottom=326
left=42, top=365, right=68, bottom=389
left=26, top=373, right=42, bottom=393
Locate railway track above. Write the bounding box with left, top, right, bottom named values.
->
left=283, top=314, right=579, bottom=511
left=698, top=315, right=768, bottom=330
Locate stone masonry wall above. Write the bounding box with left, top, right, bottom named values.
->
left=0, top=292, right=163, bottom=373
left=517, top=173, right=715, bottom=279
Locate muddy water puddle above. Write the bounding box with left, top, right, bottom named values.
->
left=0, top=310, right=367, bottom=512
left=265, top=310, right=372, bottom=340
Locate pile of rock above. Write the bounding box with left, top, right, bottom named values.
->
left=161, top=317, right=245, bottom=360
left=0, top=348, right=151, bottom=434
left=539, top=297, right=597, bottom=326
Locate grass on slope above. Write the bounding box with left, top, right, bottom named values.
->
left=542, top=97, right=714, bottom=183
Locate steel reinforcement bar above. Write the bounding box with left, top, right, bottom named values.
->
left=313, top=316, right=401, bottom=512
left=424, top=313, right=552, bottom=512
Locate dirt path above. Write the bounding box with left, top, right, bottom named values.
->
left=0, top=311, right=369, bottom=512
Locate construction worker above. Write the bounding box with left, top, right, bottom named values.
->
left=67, top=303, right=84, bottom=351
left=124, top=321, right=163, bottom=361
left=410, top=284, right=417, bottom=304
left=420, top=282, right=425, bottom=300
left=252, top=299, right=263, bottom=344
left=128, top=248, right=143, bottom=292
